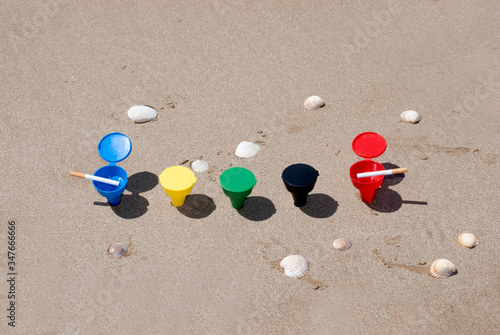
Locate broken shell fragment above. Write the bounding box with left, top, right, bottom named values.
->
left=127, top=105, right=157, bottom=123
left=191, top=160, right=209, bottom=173
left=108, top=243, right=128, bottom=258
left=333, top=238, right=352, bottom=251
left=280, top=255, right=309, bottom=278
left=235, top=141, right=260, bottom=158
left=304, top=96, right=325, bottom=110
left=400, top=110, right=421, bottom=124
left=457, top=233, right=479, bottom=248
left=429, top=259, right=457, bottom=278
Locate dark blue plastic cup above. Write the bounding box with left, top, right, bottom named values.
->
left=282, top=163, right=319, bottom=207
left=92, top=165, right=128, bottom=206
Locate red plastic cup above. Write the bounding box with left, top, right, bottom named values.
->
left=350, top=160, right=384, bottom=203
left=349, top=132, right=387, bottom=204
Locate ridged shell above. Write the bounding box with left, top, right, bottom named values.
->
left=235, top=141, right=260, bottom=158
left=280, top=255, right=309, bottom=278
left=304, top=96, right=325, bottom=110
left=333, top=238, right=352, bottom=251
left=108, top=243, right=128, bottom=258
left=127, top=105, right=157, bottom=123
left=191, top=160, right=209, bottom=173
left=457, top=233, right=479, bottom=248
left=400, top=110, right=421, bottom=123
left=429, top=259, right=457, bottom=278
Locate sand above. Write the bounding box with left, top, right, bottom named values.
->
left=1, top=1, right=499, bottom=334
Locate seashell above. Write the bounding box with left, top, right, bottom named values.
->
left=333, top=238, right=352, bottom=251
left=457, top=233, right=479, bottom=248
left=235, top=141, right=260, bottom=158
left=191, top=160, right=209, bottom=173
left=280, top=255, right=309, bottom=278
left=304, top=96, right=325, bottom=110
left=429, top=259, right=457, bottom=278
left=108, top=243, right=128, bottom=258
left=400, top=110, right=421, bottom=124
left=127, top=105, right=157, bottom=123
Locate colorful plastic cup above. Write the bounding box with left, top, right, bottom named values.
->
left=159, top=166, right=197, bottom=207
left=93, top=132, right=132, bottom=206
left=349, top=132, right=387, bottom=204
left=92, top=165, right=128, bottom=206
left=219, top=167, right=257, bottom=209
left=349, top=160, right=385, bottom=203
left=282, top=164, right=319, bottom=207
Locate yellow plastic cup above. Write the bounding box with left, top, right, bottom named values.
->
left=159, top=166, right=197, bottom=207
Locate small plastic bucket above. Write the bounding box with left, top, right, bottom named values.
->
left=282, top=164, right=319, bottom=207
left=219, top=167, right=256, bottom=209
left=159, top=166, right=197, bottom=207
left=92, top=132, right=132, bottom=206
left=93, top=165, right=128, bottom=206
left=350, top=132, right=387, bottom=204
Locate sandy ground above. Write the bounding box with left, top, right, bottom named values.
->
left=1, top=1, right=499, bottom=334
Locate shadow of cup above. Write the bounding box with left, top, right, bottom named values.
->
left=367, top=188, right=402, bottom=213
left=237, top=196, right=276, bottom=221
left=299, top=193, right=338, bottom=218
left=126, top=171, right=159, bottom=194
left=111, top=193, right=149, bottom=219
left=176, top=194, right=216, bottom=219
left=381, top=162, right=405, bottom=187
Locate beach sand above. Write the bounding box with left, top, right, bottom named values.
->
left=1, top=1, right=499, bottom=334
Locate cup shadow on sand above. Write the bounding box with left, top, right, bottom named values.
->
left=177, top=194, right=216, bottom=219
left=367, top=163, right=427, bottom=213
left=237, top=196, right=276, bottom=221
left=299, top=193, right=338, bottom=218
left=110, top=194, right=150, bottom=219
left=126, top=171, right=159, bottom=194
left=381, top=162, right=406, bottom=186
left=93, top=171, right=159, bottom=219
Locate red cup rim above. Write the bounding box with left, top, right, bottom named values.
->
left=349, top=161, right=385, bottom=185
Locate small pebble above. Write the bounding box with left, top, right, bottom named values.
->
left=400, top=110, right=421, bottom=124
left=127, top=105, right=157, bottom=123
left=418, top=153, right=429, bottom=160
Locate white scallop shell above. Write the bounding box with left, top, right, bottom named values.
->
left=304, top=96, right=325, bottom=110
left=457, top=233, right=479, bottom=248
left=429, top=259, right=457, bottom=278
left=400, top=110, right=421, bottom=123
left=191, top=160, right=209, bottom=173
left=235, top=141, right=260, bottom=158
left=108, top=243, right=128, bottom=257
left=333, top=238, right=352, bottom=251
left=280, top=255, right=309, bottom=278
left=127, top=105, right=157, bottom=123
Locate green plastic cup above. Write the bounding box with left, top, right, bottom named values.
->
left=219, top=167, right=257, bottom=209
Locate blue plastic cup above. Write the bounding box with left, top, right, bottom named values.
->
left=92, top=165, right=128, bottom=206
